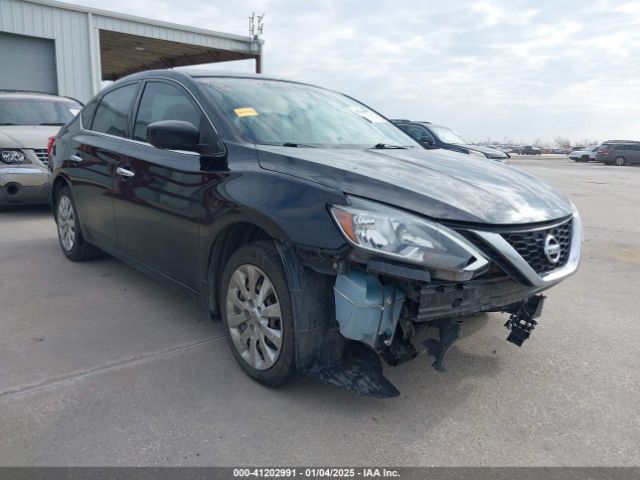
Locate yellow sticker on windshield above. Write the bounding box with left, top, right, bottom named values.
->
left=234, top=107, right=258, bottom=117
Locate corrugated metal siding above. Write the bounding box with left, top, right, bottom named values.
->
left=0, top=0, right=93, bottom=101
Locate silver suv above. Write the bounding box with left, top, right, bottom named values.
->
left=568, top=145, right=599, bottom=162
left=0, top=91, right=82, bottom=209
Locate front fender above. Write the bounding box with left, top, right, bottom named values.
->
left=198, top=168, right=349, bottom=296
left=200, top=169, right=348, bottom=253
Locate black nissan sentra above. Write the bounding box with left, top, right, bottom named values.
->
left=50, top=70, right=581, bottom=397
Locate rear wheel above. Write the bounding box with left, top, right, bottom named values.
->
left=614, top=156, right=626, bottom=166
left=220, top=241, right=298, bottom=387
left=56, top=186, right=103, bottom=261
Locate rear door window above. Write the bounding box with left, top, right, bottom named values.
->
left=91, top=83, right=139, bottom=138
left=133, top=82, right=202, bottom=143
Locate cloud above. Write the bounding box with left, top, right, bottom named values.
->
left=75, top=0, right=640, bottom=143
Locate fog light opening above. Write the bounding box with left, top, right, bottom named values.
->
left=6, top=183, right=20, bottom=196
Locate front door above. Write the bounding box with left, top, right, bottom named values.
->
left=113, top=80, right=216, bottom=289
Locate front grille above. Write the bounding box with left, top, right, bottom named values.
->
left=33, top=148, right=49, bottom=166
left=501, top=219, right=573, bottom=275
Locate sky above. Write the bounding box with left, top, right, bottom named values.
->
left=74, top=0, right=640, bottom=145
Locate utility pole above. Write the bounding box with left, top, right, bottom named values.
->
left=249, top=13, right=265, bottom=74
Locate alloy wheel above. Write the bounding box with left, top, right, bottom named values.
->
left=57, top=196, right=76, bottom=251
left=226, top=264, right=283, bottom=370
left=615, top=156, right=625, bottom=166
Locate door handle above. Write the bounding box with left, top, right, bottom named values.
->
left=70, top=154, right=82, bottom=162
left=116, top=166, right=135, bottom=178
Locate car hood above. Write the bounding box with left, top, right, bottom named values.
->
left=257, top=145, right=572, bottom=225
left=0, top=126, right=61, bottom=148
left=460, top=144, right=508, bottom=159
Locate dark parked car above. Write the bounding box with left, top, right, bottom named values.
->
left=509, top=146, right=523, bottom=155
left=50, top=70, right=581, bottom=397
left=521, top=145, right=542, bottom=155
left=391, top=120, right=510, bottom=164
left=596, top=141, right=640, bottom=166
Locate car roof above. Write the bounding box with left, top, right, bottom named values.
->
left=0, top=90, right=81, bottom=103
left=117, top=68, right=318, bottom=88
left=391, top=119, right=432, bottom=125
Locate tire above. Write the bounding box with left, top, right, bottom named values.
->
left=614, top=156, right=626, bottom=166
left=220, top=240, right=298, bottom=387
left=581, top=155, right=589, bottom=162
left=55, top=186, right=103, bottom=261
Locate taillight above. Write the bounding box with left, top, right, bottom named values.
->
left=47, top=136, right=55, bottom=158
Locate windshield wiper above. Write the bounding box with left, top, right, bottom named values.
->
left=0, top=122, right=19, bottom=126
left=39, top=122, right=65, bottom=126
left=281, top=142, right=315, bottom=148
left=371, top=143, right=409, bottom=149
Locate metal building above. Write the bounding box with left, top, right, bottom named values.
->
left=0, top=0, right=262, bottom=102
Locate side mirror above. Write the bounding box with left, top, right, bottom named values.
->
left=420, top=136, right=434, bottom=145
left=147, top=120, right=200, bottom=152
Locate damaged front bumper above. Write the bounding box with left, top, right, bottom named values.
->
left=299, top=210, right=582, bottom=397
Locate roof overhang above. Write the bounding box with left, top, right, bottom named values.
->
left=100, top=30, right=259, bottom=81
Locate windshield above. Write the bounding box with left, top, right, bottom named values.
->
left=0, top=98, right=82, bottom=126
left=196, top=77, right=418, bottom=148
left=429, top=125, right=470, bottom=145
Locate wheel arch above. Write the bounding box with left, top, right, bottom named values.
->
left=51, top=174, right=72, bottom=222
left=203, top=212, right=290, bottom=318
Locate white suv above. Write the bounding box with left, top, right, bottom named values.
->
left=0, top=91, right=82, bottom=209
left=568, top=145, right=599, bottom=162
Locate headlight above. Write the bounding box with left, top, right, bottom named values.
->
left=468, top=149, right=488, bottom=158
left=331, top=197, right=489, bottom=281
left=0, top=149, right=25, bottom=164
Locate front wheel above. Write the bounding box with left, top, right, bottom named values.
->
left=220, top=241, right=298, bottom=387
left=56, top=186, right=103, bottom=261
left=614, top=156, right=626, bottom=166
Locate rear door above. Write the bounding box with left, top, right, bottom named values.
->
left=65, top=82, right=139, bottom=248
left=113, top=80, right=215, bottom=289
left=630, top=145, right=640, bottom=164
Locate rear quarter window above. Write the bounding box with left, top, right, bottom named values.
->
left=81, top=99, right=99, bottom=129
